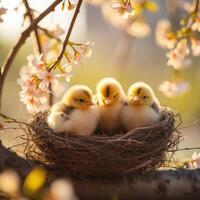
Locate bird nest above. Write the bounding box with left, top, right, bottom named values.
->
left=24, top=108, right=181, bottom=178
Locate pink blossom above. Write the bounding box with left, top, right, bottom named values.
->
left=166, top=39, right=190, bottom=69
left=38, top=71, right=58, bottom=90
left=50, top=179, right=75, bottom=200
left=17, top=67, right=33, bottom=88
left=0, top=170, right=20, bottom=195
left=27, top=54, right=45, bottom=73
left=23, top=96, right=47, bottom=113
left=127, top=21, right=151, bottom=38
left=63, top=64, right=73, bottom=82
left=79, top=41, right=94, bottom=58
left=155, top=19, right=176, bottom=49
left=66, top=41, right=94, bottom=67
left=112, top=2, right=134, bottom=19
left=53, top=64, right=74, bottom=82
left=191, top=38, right=200, bottom=56
left=101, top=2, right=130, bottom=30
left=187, top=152, right=200, bottom=169
left=159, top=80, right=189, bottom=98
left=17, top=54, right=54, bottom=113
left=192, top=17, right=200, bottom=32
left=176, top=39, right=190, bottom=57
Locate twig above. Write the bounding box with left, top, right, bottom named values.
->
left=187, top=0, right=200, bottom=28
left=194, top=0, right=199, bottom=13
left=171, top=147, right=200, bottom=152
left=23, top=0, right=43, bottom=54
left=38, top=26, right=62, bottom=43
left=49, top=0, right=83, bottom=71
left=179, top=119, right=200, bottom=130
left=0, top=0, right=63, bottom=110
left=38, top=26, right=83, bottom=45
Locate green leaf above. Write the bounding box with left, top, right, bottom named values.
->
left=145, top=1, right=158, bottom=12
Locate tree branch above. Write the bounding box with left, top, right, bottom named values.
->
left=194, top=0, right=199, bottom=13
left=74, top=169, right=200, bottom=199
left=0, top=141, right=34, bottom=178
left=0, top=141, right=200, bottom=199
left=23, top=0, right=43, bottom=54
left=0, top=0, right=63, bottom=110
left=49, top=0, right=83, bottom=71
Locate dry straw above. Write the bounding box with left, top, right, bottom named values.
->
left=24, top=108, right=181, bottom=178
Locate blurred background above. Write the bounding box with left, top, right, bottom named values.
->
left=0, top=0, right=200, bottom=161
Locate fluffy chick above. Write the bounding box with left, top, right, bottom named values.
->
left=120, top=82, right=161, bottom=131
left=96, top=77, right=126, bottom=133
left=47, top=85, right=99, bottom=136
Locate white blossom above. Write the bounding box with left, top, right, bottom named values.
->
left=166, top=39, right=190, bottom=69
left=159, top=80, right=189, bottom=98
left=187, top=152, right=200, bottom=169
left=0, top=170, right=20, bottom=195
left=127, top=21, right=151, bottom=38
left=191, top=38, right=200, bottom=56
left=112, top=2, right=134, bottom=19
left=50, top=179, right=75, bottom=200
left=155, top=19, right=176, bottom=49
left=192, top=17, right=200, bottom=32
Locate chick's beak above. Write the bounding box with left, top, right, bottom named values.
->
left=133, top=96, right=141, bottom=102
left=104, top=98, right=112, bottom=105
left=130, top=95, right=142, bottom=104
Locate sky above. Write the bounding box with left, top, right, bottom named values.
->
left=0, top=0, right=87, bottom=42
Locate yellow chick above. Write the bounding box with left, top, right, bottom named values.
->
left=96, top=77, right=126, bottom=133
left=120, top=82, right=161, bottom=131
left=47, top=85, right=99, bottom=136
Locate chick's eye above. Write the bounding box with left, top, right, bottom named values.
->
left=143, top=96, right=147, bottom=99
left=79, top=99, right=84, bottom=103
left=113, top=94, right=118, bottom=98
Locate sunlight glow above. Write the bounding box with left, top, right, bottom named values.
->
left=0, top=0, right=87, bottom=43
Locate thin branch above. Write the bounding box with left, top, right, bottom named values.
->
left=194, top=0, right=199, bottom=13
left=49, top=0, right=83, bottom=71
left=23, top=0, right=43, bottom=54
left=0, top=0, right=63, bottom=109
left=38, top=26, right=84, bottom=46
left=38, top=26, right=62, bottom=43
left=172, top=147, right=200, bottom=152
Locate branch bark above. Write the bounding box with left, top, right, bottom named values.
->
left=0, top=141, right=200, bottom=199
left=74, top=169, right=200, bottom=199
left=194, top=0, right=199, bottom=13
left=49, top=0, right=83, bottom=71
left=0, top=0, right=63, bottom=109
left=23, top=0, right=43, bottom=54
left=0, top=141, right=34, bottom=178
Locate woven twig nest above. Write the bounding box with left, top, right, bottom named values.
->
left=24, top=108, right=181, bottom=177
